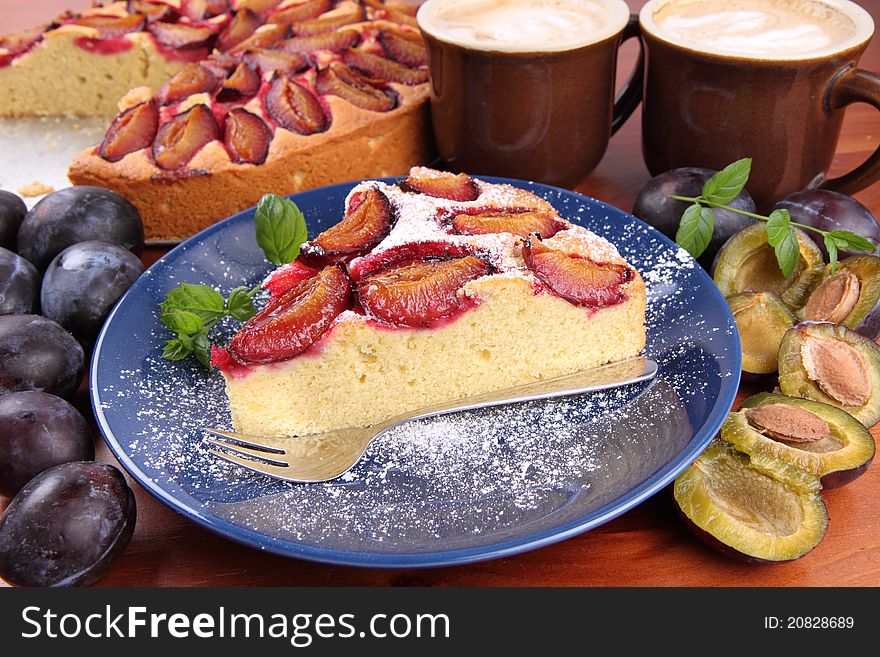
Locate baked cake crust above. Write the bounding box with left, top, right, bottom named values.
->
left=217, top=169, right=647, bottom=437
left=68, top=82, right=431, bottom=241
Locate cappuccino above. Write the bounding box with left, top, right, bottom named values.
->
left=649, top=0, right=865, bottom=58
left=417, top=0, right=630, bottom=53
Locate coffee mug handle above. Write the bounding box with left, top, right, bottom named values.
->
left=822, top=67, right=880, bottom=195
left=611, top=14, right=645, bottom=135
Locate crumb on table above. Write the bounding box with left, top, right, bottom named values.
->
left=18, top=181, right=55, bottom=197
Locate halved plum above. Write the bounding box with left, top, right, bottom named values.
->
left=227, top=264, right=351, bottom=363
left=224, top=108, right=272, bottom=165
left=713, top=222, right=824, bottom=308
left=726, top=291, right=796, bottom=375
left=229, top=22, right=289, bottom=52
left=181, top=0, right=230, bottom=21
left=300, top=187, right=392, bottom=267
left=277, top=28, right=360, bottom=55
left=673, top=438, right=827, bottom=563
left=315, top=62, right=398, bottom=112
left=364, top=0, right=418, bottom=26
left=264, top=73, right=329, bottom=134
left=357, top=255, right=491, bottom=327
left=157, top=63, right=218, bottom=105
left=98, top=99, right=158, bottom=162
left=72, top=13, right=146, bottom=39
left=126, top=1, right=179, bottom=23
left=267, top=0, right=332, bottom=24
left=730, top=392, right=875, bottom=488
left=152, top=104, right=220, bottom=170
left=216, top=8, right=262, bottom=52
left=217, top=62, right=262, bottom=101
left=237, top=0, right=283, bottom=13
left=379, top=28, right=427, bottom=67
left=778, top=321, right=880, bottom=427
left=403, top=169, right=479, bottom=201
left=523, top=236, right=634, bottom=308
left=148, top=21, right=217, bottom=50
left=342, top=47, right=428, bottom=85
left=243, top=48, right=308, bottom=74
left=290, top=6, right=365, bottom=36
left=452, top=209, right=563, bottom=238
left=800, top=255, right=880, bottom=339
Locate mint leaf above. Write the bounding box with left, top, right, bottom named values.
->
left=226, top=286, right=257, bottom=322
left=701, top=158, right=752, bottom=205
left=774, top=227, right=799, bottom=278
left=162, top=338, right=192, bottom=361
left=192, top=331, right=212, bottom=369
left=160, top=283, right=225, bottom=323
left=675, top=204, right=715, bottom=259
left=824, top=234, right=840, bottom=274
left=254, top=194, right=309, bottom=265
left=160, top=309, right=204, bottom=336
left=765, top=209, right=791, bottom=247
left=827, top=230, right=876, bottom=252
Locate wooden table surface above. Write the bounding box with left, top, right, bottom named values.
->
left=3, top=0, right=880, bottom=587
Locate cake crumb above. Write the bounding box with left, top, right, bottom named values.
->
left=18, top=181, right=54, bottom=197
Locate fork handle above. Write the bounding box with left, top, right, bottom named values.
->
left=377, top=357, right=657, bottom=433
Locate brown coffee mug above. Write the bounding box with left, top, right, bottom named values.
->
left=417, top=0, right=644, bottom=187
left=640, top=0, right=880, bottom=211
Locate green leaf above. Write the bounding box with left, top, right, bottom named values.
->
left=162, top=338, right=192, bottom=361
left=254, top=194, right=309, bottom=265
left=160, top=283, right=225, bottom=323
left=226, top=286, right=257, bottom=322
left=827, top=229, right=876, bottom=252
left=675, top=204, right=715, bottom=259
left=160, top=309, right=204, bottom=336
left=701, top=158, right=752, bottom=205
left=192, top=331, right=212, bottom=369
left=824, top=234, right=839, bottom=274
left=774, top=227, right=800, bottom=278
left=765, top=209, right=791, bottom=247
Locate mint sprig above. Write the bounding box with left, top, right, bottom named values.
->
left=671, top=158, right=876, bottom=275
left=255, top=194, right=308, bottom=265
left=159, top=194, right=311, bottom=368
left=159, top=284, right=260, bottom=368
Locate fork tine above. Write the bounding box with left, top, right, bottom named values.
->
left=203, top=428, right=286, bottom=454
left=207, top=449, right=298, bottom=481
left=205, top=438, right=290, bottom=467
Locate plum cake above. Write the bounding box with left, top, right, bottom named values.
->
left=212, top=167, right=647, bottom=437
left=1, top=1, right=432, bottom=241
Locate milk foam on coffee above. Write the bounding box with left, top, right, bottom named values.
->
left=651, top=0, right=857, bottom=57
left=418, top=0, right=629, bottom=52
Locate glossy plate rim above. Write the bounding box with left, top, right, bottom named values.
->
left=90, top=176, right=741, bottom=569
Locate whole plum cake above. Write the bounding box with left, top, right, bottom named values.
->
left=213, top=168, right=647, bottom=437
left=1, top=1, right=432, bottom=241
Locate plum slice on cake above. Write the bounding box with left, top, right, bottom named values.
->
left=212, top=168, right=647, bottom=437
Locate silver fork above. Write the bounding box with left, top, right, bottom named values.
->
left=204, top=356, right=658, bottom=483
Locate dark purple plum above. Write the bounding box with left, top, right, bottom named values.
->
left=0, top=461, right=136, bottom=586
left=41, top=241, right=144, bottom=349
left=17, top=186, right=144, bottom=270
left=0, top=190, right=26, bottom=251
left=0, top=315, right=84, bottom=398
left=0, top=391, right=93, bottom=497
left=774, top=190, right=880, bottom=260
left=632, top=167, right=757, bottom=267
left=0, top=247, right=40, bottom=315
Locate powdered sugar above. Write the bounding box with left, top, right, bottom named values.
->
left=93, top=182, right=737, bottom=560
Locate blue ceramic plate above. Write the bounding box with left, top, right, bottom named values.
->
left=91, top=177, right=740, bottom=568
